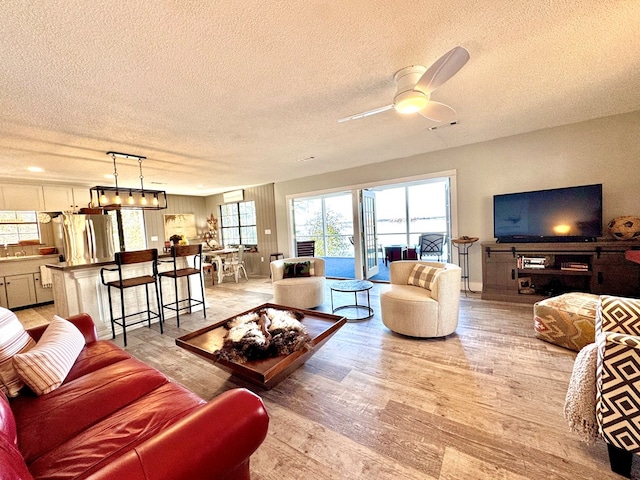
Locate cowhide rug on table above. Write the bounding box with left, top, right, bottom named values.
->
left=216, top=307, right=313, bottom=363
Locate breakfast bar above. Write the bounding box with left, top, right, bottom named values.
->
left=47, top=255, right=204, bottom=339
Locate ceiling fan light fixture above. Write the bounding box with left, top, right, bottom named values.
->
left=394, top=90, right=430, bottom=114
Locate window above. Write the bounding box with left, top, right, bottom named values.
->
left=220, top=201, right=257, bottom=246
left=292, top=194, right=353, bottom=257
left=0, top=211, right=40, bottom=245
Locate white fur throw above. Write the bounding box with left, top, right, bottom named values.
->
left=564, top=342, right=599, bottom=445
left=218, top=308, right=312, bottom=363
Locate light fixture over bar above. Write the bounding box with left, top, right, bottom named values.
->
left=89, top=151, right=168, bottom=210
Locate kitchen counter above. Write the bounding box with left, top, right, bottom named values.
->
left=46, top=253, right=174, bottom=271
left=0, top=254, right=59, bottom=263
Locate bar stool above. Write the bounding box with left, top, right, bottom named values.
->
left=158, top=244, right=206, bottom=327
left=100, top=249, right=163, bottom=347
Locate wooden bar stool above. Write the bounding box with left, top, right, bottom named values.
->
left=158, top=244, right=206, bottom=327
left=100, top=249, right=163, bottom=347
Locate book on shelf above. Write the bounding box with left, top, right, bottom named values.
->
left=518, top=256, right=546, bottom=269
left=560, top=262, right=589, bottom=271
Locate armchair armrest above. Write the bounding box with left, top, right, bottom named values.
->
left=86, top=388, right=269, bottom=480
left=27, top=313, right=98, bottom=344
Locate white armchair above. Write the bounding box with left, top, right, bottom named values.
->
left=270, top=257, right=325, bottom=309
left=380, top=261, right=461, bottom=337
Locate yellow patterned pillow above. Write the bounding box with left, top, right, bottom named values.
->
left=0, top=307, right=36, bottom=397
left=13, top=315, right=85, bottom=396
left=407, top=264, right=442, bottom=291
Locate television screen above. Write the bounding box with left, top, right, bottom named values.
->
left=493, top=184, right=602, bottom=242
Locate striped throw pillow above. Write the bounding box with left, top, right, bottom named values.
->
left=0, top=307, right=36, bottom=397
left=13, top=315, right=85, bottom=396
left=407, top=264, right=442, bottom=291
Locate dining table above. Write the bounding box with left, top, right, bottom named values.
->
left=203, top=247, right=238, bottom=284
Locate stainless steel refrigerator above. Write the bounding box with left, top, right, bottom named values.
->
left=53, top=213, right=116, bottom=263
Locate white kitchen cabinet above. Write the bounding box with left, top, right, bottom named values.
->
left=33, top=272, right=54, bottom=303
left=0, top=185, right=45, bottom=211
left=4, top=274, right=37, bottom=309
left=0, top=255, right=58, bottom=309
left=0, top=279, right=7, bottom=308
left=43, top=186, right=75, bottom=212
left=72, top=187, right=92, bottom=210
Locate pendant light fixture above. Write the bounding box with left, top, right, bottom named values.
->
left=90, top=151, right=168, bottom=210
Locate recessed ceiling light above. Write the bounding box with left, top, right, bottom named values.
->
left=27, top=166, right=44, bottom=172
left=103, top=174, right=114, bottom=179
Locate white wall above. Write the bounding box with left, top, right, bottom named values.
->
left=274, top=110, right=640, bottom=288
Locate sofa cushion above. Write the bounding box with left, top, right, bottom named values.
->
left=12, top=357, right=170, bottom=464
left=13, top=316, right=85, bottom=396
left=382, top=284, right=437, bottom=303
left=26, top=382, right=205, bottom=480
left=65, top=340, right=131, bottom=383
left=407, top=264, right=442, bottom=291
left=0, top=308, right=36, bottom=398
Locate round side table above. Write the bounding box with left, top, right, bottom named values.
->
left=330, top=280, right=374, bottom=321
left=451, top=237, right=479, bottom=296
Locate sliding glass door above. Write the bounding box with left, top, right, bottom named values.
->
left=289, top=173, right=455, bottom=281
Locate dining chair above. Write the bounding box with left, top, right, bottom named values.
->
left=223, top=245, right=248, bottom=283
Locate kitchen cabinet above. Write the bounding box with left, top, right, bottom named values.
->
left=3, top=274, right=37, bottom=309
left=43, top=186, right=91, bottom=212
left=0, top=255, right=58, bottom=310
left=0, top=185, right=44, bottom=211
left=34, top=272, right=54, bottom=303
left=43, top=186, right=75, bottom=212
left=0, top=279, right=7, bottom=308
left=72, top=187, right=92, bottom=210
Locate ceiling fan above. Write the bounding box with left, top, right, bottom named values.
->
left=338, top=46, right=470, bottom=124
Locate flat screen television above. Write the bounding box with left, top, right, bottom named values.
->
left=493, top=184, right=603, bottom=243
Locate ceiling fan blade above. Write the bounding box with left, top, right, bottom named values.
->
left=417, top=101, right=457, bottom=123
left=415, top=46, right=470, bottom=94
left=338, top=104, right=394, bottom=123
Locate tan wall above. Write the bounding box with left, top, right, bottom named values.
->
left=274, top=110, right=640, bottom=288
left=144, top=194, right=208, bottom=252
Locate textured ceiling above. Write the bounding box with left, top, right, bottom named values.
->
left=1, top=1, right=639, bottom=195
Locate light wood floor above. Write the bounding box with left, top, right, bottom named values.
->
left=15, top=278, right=635, bottom=479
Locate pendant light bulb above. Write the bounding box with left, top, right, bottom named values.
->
left=114, top=191, right=121, bottom=205
left=99, top=190, right=107, bottom=205
left=152, top=193, right=159, bottom=206
left=140, top=193, right=147, bottom=206
left=128, top=190, right=134, bottom=205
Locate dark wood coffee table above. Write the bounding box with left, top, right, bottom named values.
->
left=176, top=303, right=346, bottom=389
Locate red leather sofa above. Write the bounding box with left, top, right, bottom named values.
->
left=0, top=313, right=269, bottom=479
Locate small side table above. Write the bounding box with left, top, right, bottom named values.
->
left=330, top=280, right=374, bottom=321
left=451, top=237, right=479, bottom=296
